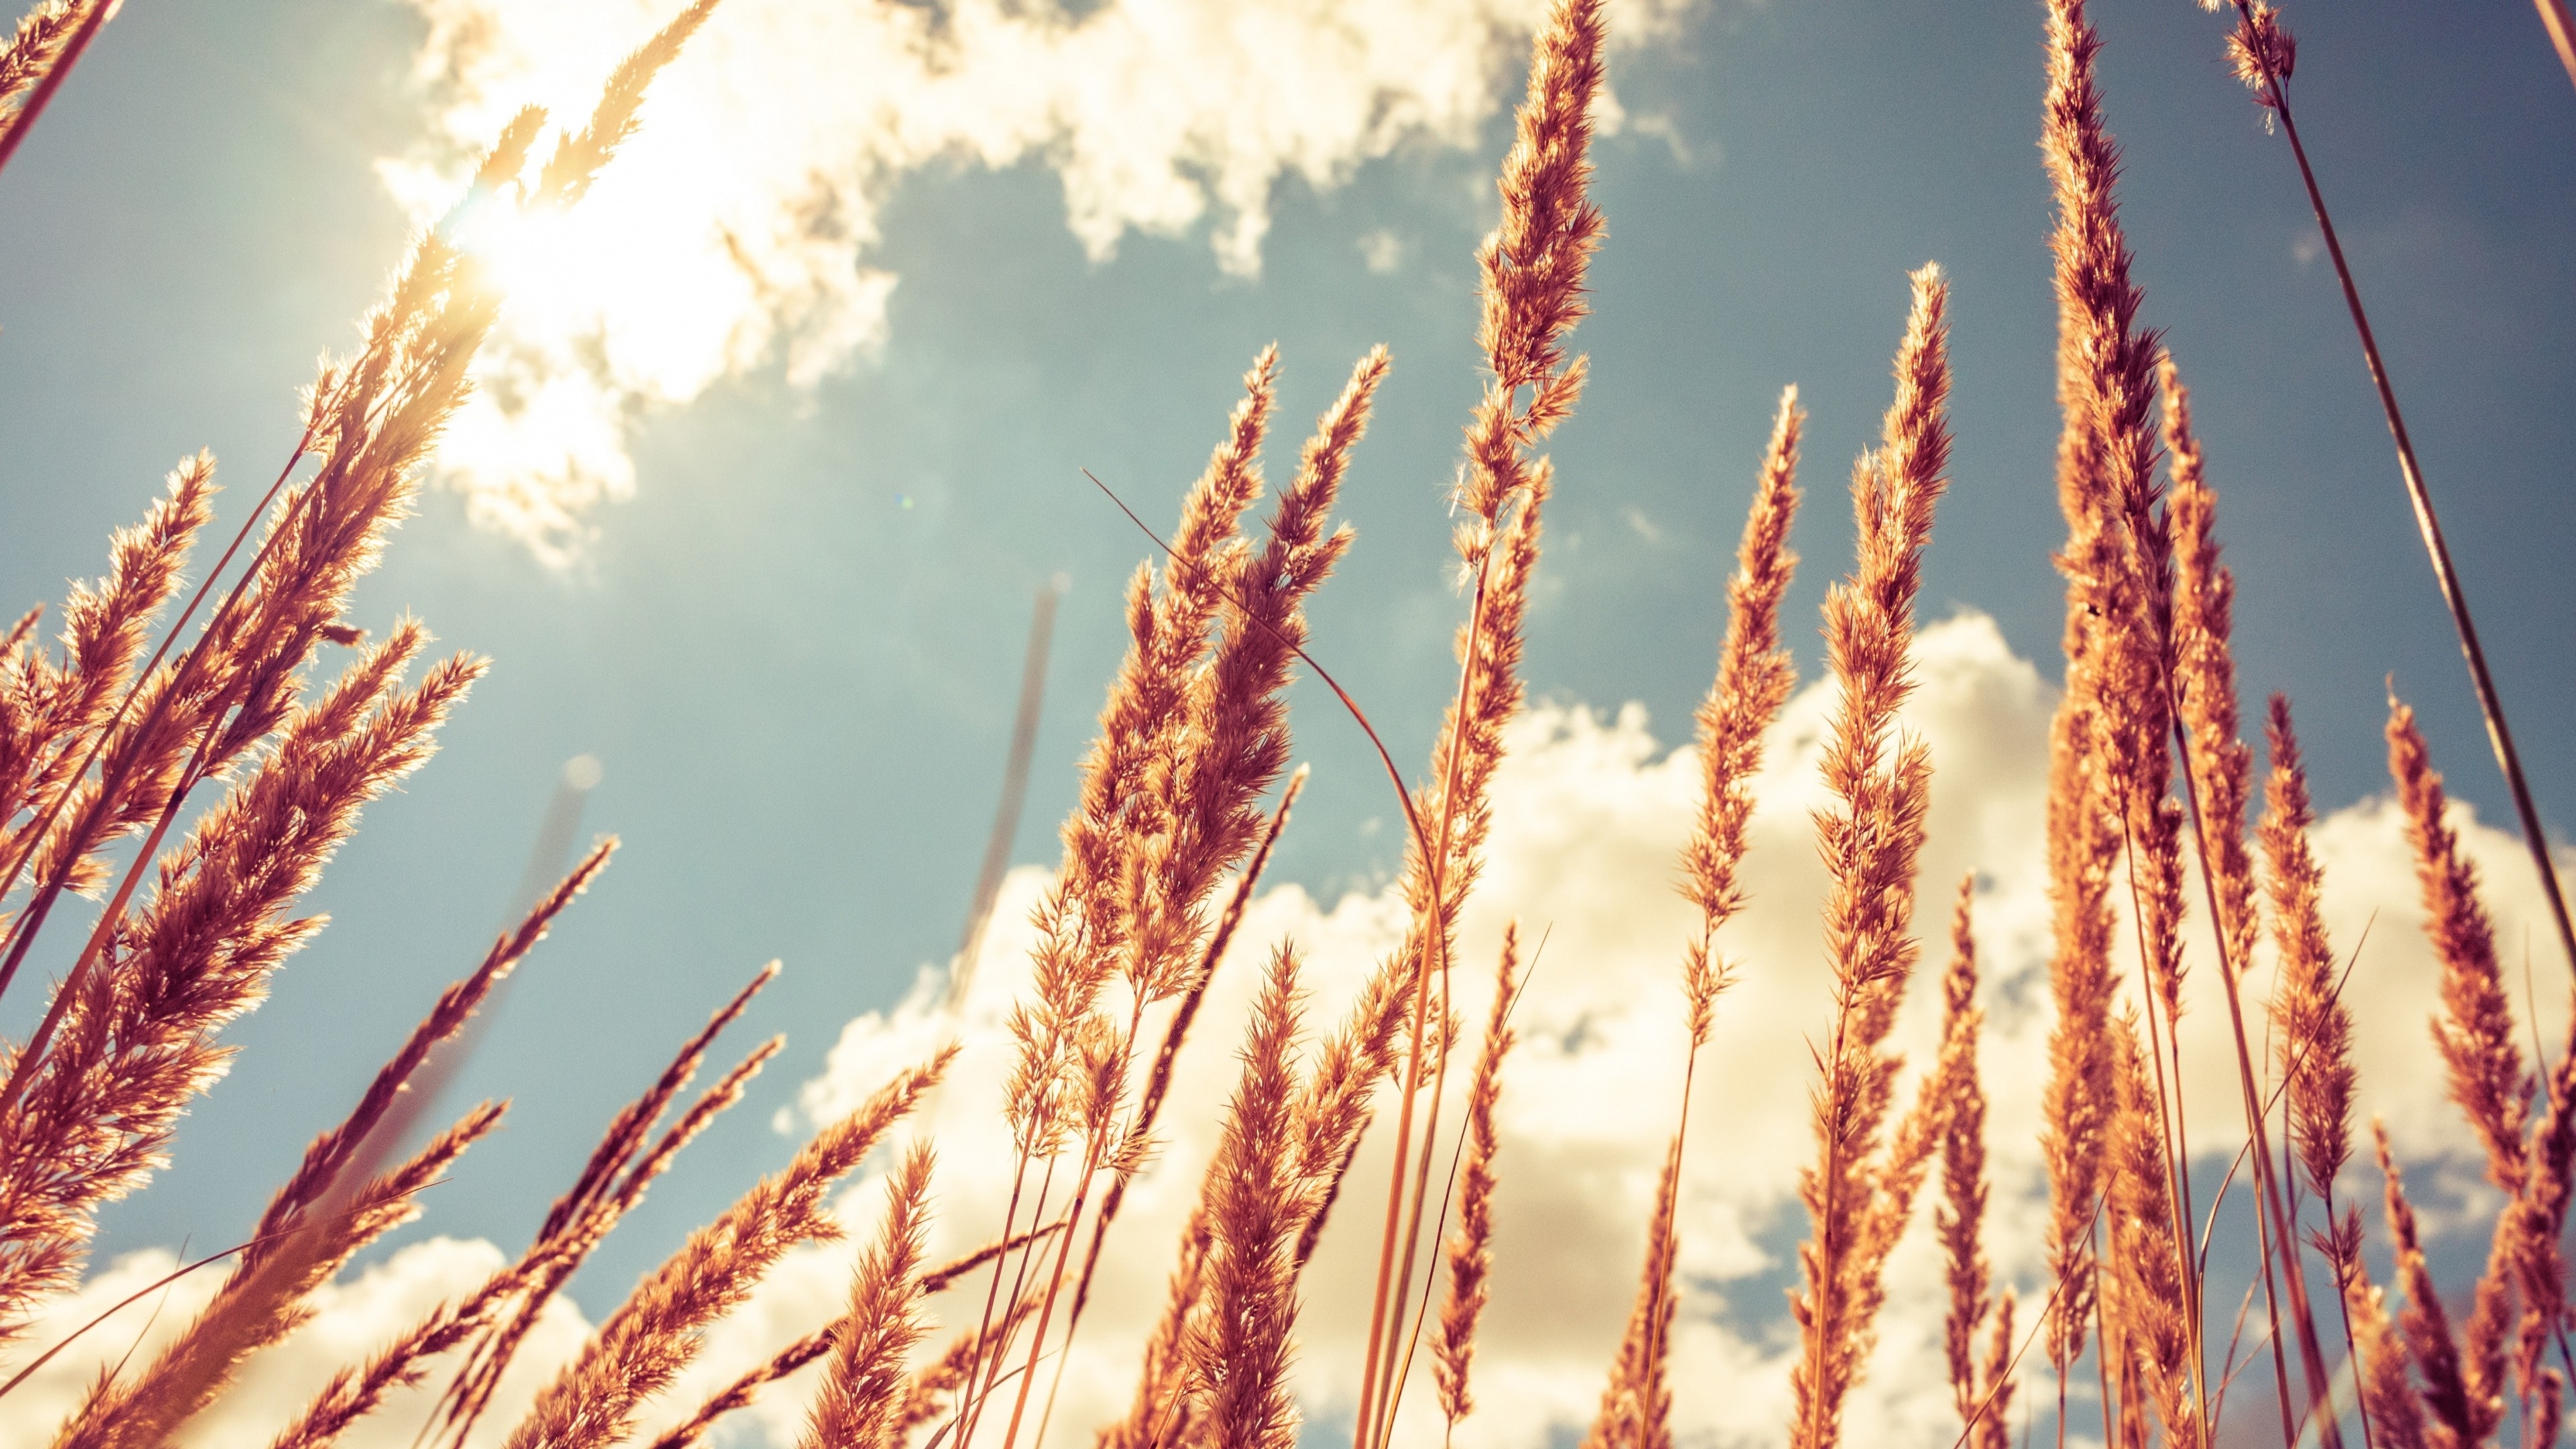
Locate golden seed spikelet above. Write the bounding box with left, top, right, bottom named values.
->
left=1434, top=926, right=1521, bottom=1432
left=2386, top=695, right=2530, bottom=1193
left=798, top=1143, right=936, bottom=1449
left=1788, top=262, right=1950, bottom=1449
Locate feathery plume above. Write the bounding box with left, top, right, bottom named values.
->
left=1065, top=763, right=1308, bottom=1350
left=0, top=455, right=213, bottom=918
left=981, top=339, right=1363, bottom=1449
left=57, top=841, right=608, bottom=1449
left=1935, top=881, right=2011, bottom=1448
left=2103, top=1016, right=2197, bottom=1448
left=0, top=0, right=110, bottom=173
left=2161, top=354, right=2260, bottom=998
left=1788, top=262, right=1950, bottom=1449
left=1002, top=350, right=1277, bottom=1180
left=1581, top=1137, right=1680, bottom=1449
left=2039, top=21, right=2214, bottom=1431
left=798, top=1144, right=936, bottom=1449
left=1585, top=386, right=1806, bottom=1448
left=1042, top=340, right=1373, bottom=1388
left=2387, top=696, right=2532, bottom=1193
left=1681, top=386, right=1804, bottom=1042
left=2373, top=1124, right=2493, bottom=1448
left=0, top=18, right=710, bottom=1360
left=2261, top=700, right=2353, bottom=1203
left=642, top=1242, right=1043, bottom=1449
left=55, top=1102, right=504, bottom=1449
left=1187, top=947, right=1310, bottom=1449
left=0, top=1, right=86, bottom=115
left=1102, top=1208, right=1212, bottom=1449
left=503, top=1046, right=953, bottom=1449
left=2035, top=0, right=2146, bottom=1401
left=1433, top=925, right=1521, bottom=1435
left=535, top=0, right=721, bottom=205
left=2341, top=1240, right=2430, bottom=1449
left=1352, top=5, right=1602, bottom=1442
left=0, top=631, right=481, bottom=1350
left=2502, top=1030, right=2576, bottom=1409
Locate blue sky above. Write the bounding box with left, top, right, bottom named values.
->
left=1, top=0, right=2573, bottom=1438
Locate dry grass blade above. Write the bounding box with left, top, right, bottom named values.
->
left=2536, top=0, right=2576, bottom=91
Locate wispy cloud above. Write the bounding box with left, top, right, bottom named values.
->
left=383, top=0, right=1693, bottom=563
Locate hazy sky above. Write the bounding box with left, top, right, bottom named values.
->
left=1, top=0, right=2571, bottom=1438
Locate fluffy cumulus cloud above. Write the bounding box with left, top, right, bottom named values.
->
left=382, top=0, right=1693, bottom=561
left=9, top=612, right=2564, bottom=1445
left=651, top=610, right=2576, bottom=1448
left=1, top=1238, right=592, bottom=1448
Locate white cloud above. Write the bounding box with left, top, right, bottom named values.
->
left=736, top=610, right=2575, bottom=1446
left=0, top=1238, right=592, bottom=1448
left=385, top=0, right=1699, bottom=562
left=13, top=610, right=2558, bottom=1444
left=1358, top=228, right=1409, bottom=275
